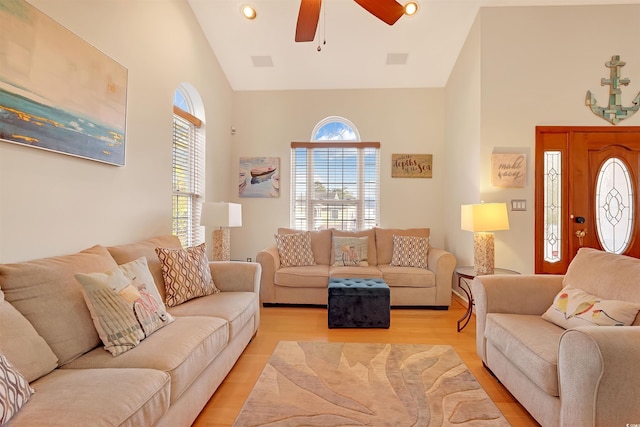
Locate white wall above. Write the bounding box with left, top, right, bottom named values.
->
left=0, top=0, right=234, bottom=263
left=444, top=14, right=482, bottom=291
left=230, top=88, right=446, bottom=261
left=478, top=4, right=640, bottom=273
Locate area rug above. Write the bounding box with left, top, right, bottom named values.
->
left=233, top=341, right=509, bottom=426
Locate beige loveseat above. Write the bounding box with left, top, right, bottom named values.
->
left=473, top=247, right=640, bottom=427
left=0, top=235, right=261, bottom=427
left=257, top=227, right=456, bottom=308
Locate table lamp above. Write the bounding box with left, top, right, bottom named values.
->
left=461, top=203, right=510, bottom=275
left=200, top=202, right=242, bottom=261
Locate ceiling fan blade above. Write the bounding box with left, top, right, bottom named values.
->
left=295, top=0, right=322, bottom=42
left=353, top=0, right=405, bottom=25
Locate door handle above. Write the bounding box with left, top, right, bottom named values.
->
left=575, top=229, right=587, bottom=246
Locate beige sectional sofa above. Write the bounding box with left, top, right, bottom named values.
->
left=0, top=235, right=261, bottom=427
left=257, top=227, right=456, bottom=308
left=473, top=247, right=640, bottom=427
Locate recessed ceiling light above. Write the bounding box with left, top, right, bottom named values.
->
left=387, top=53, right=409, bottom=65
left=404, top=2, right=419, bottom=16
left=241, top=4, right=257, bottom=20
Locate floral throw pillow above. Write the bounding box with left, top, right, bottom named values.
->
left=542, top=285, right=640, bottom=328
left=0, top=352, right=35, bottom=425
left=274, top=232, right=316, bottom=267
left=332, top=236, right=369, bottom=267
left=390, top=235, right=430, bottom=269
left=155, top=243, right=219, bottom=307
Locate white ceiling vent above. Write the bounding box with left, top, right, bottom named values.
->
left=251, top=55, right=274, bottom=67
left=386, top=53, right=408, bottom=65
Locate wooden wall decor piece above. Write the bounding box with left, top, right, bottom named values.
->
left=391, top=154, right=432, bottom=178
left=586, top=55, right=640, bottom=125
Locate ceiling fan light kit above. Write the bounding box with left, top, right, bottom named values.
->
left=295, top=0, right=416, bottom=43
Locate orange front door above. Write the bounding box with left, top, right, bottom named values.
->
left=535, top=126, right=640, bottom=274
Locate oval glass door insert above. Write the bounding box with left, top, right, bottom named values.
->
left=595, top=157, right=634, bottom=254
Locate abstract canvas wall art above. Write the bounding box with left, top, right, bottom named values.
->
left=0, top=0, right=128, bottom=166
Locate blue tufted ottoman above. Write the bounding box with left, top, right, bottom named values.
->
left=328, top=278, right=390, bottom=328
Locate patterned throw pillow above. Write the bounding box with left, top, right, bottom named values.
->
left=332, top=236, right=369, bottom=267
left=75, top=264, right=174, bottom=356
left=155, top=243, right=219, bottom=307
left=0, top=352, right=35, bottom=425
left=274, top=232, right=316, bottom=267
left=390, top=235, right=430, bottom=269
left=542, top=285, right=640, bottom=329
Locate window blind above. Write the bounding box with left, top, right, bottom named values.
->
left=172, top=109, right=204, bottom=247
left=290, top=141, right=380, bottom=231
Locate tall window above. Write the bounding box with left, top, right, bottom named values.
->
left=291, top=116, right=380, bottom=231
left=172, top=87, right=205, bottom=247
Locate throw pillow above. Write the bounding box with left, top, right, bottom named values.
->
left=75, top=265, right=173, bottom=356
left=0, top=352, right=35, bottom=425
left=274, top=232, right=316, bottom=267
left=542, top=285, right=640, bottom=328
left=332, top=236, right=369, bottom=267
left=117, top=256, right=175, bottom=325
left=390, top=235, right=430, bottom=269
left=155, top=243, right=219, bottom=307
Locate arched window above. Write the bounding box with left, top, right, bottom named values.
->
left=172, top=85, right=205, bottom=247
left=291, top=116, right=380, bottom=231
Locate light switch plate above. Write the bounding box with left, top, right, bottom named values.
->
left=511, top=199, right=527, bottom=211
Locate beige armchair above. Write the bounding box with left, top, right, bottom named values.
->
left=473, top=248, right=640, bottom=427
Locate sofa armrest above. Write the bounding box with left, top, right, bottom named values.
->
left=559, top=326, right=640, bottom=427
left=428, top=247, right=457, bottom=306
left=256, top=246, right=280, bottom=303
left=472, top=274, right=563, bottom=362
left=209, top=261, right=261, bottom=294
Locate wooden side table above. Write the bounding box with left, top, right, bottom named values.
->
left=456, top=266, right=519, bottom=332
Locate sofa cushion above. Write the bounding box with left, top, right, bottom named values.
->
left=542, top=285, right=640, bottom=328
left=485, top=313, right=563, bottom=396
left=0, top=290, right=58, bottom=382
left=10, top=368, right=170, bottom=427
left=107, top=235, right=183, bottom=302
left=390, top=235, right=430, bottom=269
left=274, top=232, right=317, bottom=267
left=61, top=316, right=229, bottom=403
left=377, top=265, right=435, bottom=288
left=168, top=292, right=259, bottom=341
left=564, top=248, right=640, bottom=311
left=331, top=236, right=369, bottom=267
left=333, top=229, right=377, bottom=265
left=156, top=243, right=219, bottom=307
left=375, top=228, right=430, bottom=265
left=275, top=265, right=329, bottom=288
left=75, top=266, right=173, bottom=356
left=329, top=265, right=383, bottom=279
left=277, top=228, right=332, bottom=265
left=0, top=352, right=34, bottom=425
left=0, top=245, right=118, bottom=366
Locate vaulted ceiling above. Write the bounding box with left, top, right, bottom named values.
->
left=188, top=0, right=639, bottom=91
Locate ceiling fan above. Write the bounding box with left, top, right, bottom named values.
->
left=295, top=0, right=409, bottom=42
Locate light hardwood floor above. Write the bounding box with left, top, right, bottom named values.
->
left=193, top=296, right=540, bottom=427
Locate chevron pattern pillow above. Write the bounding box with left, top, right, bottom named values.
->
left=155, top=243, right=219, bottom=307
left=275, top=232, right=316, bottom=267
left=0, top=352, right=34, bottom=425
left=390, top=235, right=430, bottom=269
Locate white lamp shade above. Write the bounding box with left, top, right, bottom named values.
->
left=200, top=202, right=242, bottom=228
left=461, top=203, right=509, bottom=232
